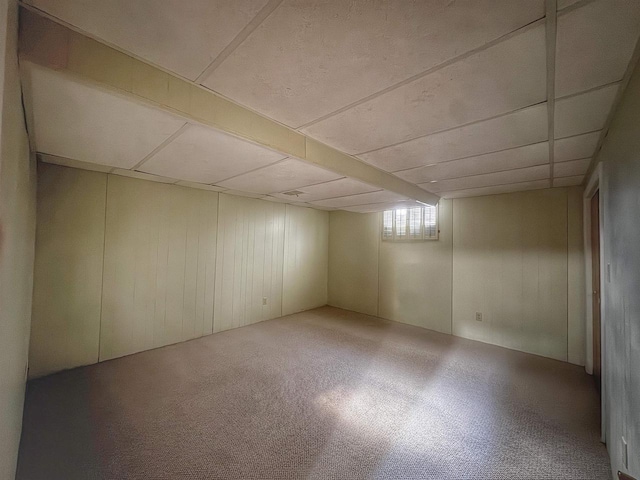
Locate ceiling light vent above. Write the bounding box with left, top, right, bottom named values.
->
left=282, top=190, right=304, bottom=196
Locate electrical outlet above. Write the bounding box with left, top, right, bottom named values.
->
left=475, top=312, right=482, bottom=322
left=262, top=297, right=268, bottom=306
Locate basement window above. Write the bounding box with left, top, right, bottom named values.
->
left=382, top=205, right=439, bottom=241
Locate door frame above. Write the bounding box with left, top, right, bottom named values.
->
left=583, top=162, right=605, bottom=442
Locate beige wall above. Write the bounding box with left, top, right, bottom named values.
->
left=283, top=204, right=329, bottom=316
left=328, top=188, right=586, bottom=364
left=595, top=59, right=640, bottom=478
left=101, top=176, right=218, bottom=360
left=29, top=167, right=329, bottom=377
left=0, top=0, right=37, bottom=477
left=379, top=199, right=453, bottom=334
left=452, top=189, right=568, bottom=360
left=214, top=194, right=284, bottom=332
left=567, top=186, right=585, bottom=366
left=30, top=165, right=106, bottom=376
left=328, top=210, right=379, bottom=316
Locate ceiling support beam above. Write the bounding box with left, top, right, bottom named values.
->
left=18, top=7, right=440, bottom=206
left=545, top=0, right=557, bottom=187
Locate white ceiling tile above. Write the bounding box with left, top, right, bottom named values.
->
left=301, top=24, right=547, bottom=154
left=358, top=103, right=548, bottom=172
left=217, top=158, right=342, bottom=194
left=423, top=165, right=549, bottom=193
left=311, top=190, right=407, bottom=208
left=271, top=177, right=379, bottom=203
left=554, top=175, right=584, bottom=187
left=442, top=180, right=550, bottom=198
left=556, top=0, right=640, bottom=97
left=26, top=63, right=186, bottom=169
left=554, top=131, right=600, bottom=162
left=205, top=0, right=543, bottom=127
left=395, top=142, right=548, bottom=184
left=111, top=169, right=175, bottom=184
left=174, top=181, right=227, bottom=192
left=554, top=84, right=619, bottom=139
left=24, top=0, right=270, bottom=80
left=554, top=158, right=591, bottom=178
left=139, top=124, right=287, bottom=184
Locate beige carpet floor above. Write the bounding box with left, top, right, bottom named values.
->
left=17, top=307, right=610, bottom=479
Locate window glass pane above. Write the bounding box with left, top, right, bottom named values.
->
left=395, top=209, right=407, bottom=237
left=424, top=205, right=437, bottom=238
left=408, top=207, right=422, bottom=238
left=382, top=210, right=393, bottom=239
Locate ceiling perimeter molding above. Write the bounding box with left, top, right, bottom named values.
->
left=17, top=7, right=440, bottom=206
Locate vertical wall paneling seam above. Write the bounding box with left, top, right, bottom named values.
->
left=212, top=192, right=220, bottom=332
left=377, top=211, right=381, bottom=318
left=194, top=204, right=202, bottom=336
left=451, top=200, right=454, bottom=334
left=281, top=204, right=287, bottom=316
left=180, top=212, right=189, bottom=339
left=214, top=194, right=223, bottom=332
left=97, top=174, right=108, bottom=362
left=545, top=0, right=557, bottom=187
left=567, top=190, right=569, bottom=360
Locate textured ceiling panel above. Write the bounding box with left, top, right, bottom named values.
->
left=26, top=63, right=185, bottom=169
left=423, top=165, right=549, bottom=193
left=139, top=124, right=287, bottom=184
left=554, top=158, right=591, bottom=178
left=554, top=84, right=619, bottom=139
left=205, top=0, right=543, bottom=127
left=554, top=131, right=600, bottom=162
left=358, top=103, right=548, bottom=172
left=271, top=177, right=379, bottom=203
left=301, top=24, right=547, bottom=154
left=311, top=190, right=407, bottom=208
left=441, top=179, right=550, bottom=198
left=394, top=142, right=548, bottom=184
left=216, top=158, right=342, bottom=194
left=556, top=0, right=640, bottom=98
left=24, top=0, right=269, bottom=80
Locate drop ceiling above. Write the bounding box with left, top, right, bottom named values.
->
left=21, top=0, right=640, bottom=210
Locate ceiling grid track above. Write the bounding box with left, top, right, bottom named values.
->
left=545, top=0, right=557, bottom=188
left=195, top=0, right=284, bottom=83
left=19, top=0, right=640, bottom=204
left=131, top=122, right=190, bottom=171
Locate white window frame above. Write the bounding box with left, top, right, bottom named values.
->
left=381, top=205, right=439, bottom=242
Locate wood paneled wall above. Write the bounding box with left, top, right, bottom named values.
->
left=283, top=205, right=329, bottom=316
left=29, top=165, right=329, bottom=377
left=30, top=165, right=106, bottom=376
left=379, top=199, right=453, bottom=334
left=214, top=194, right=285, bottom=332
left=452, top=189, right=568, bottom=360
left=328, top=187, right=586, bottom=364
left=100, top=176, right=218, bottom=361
